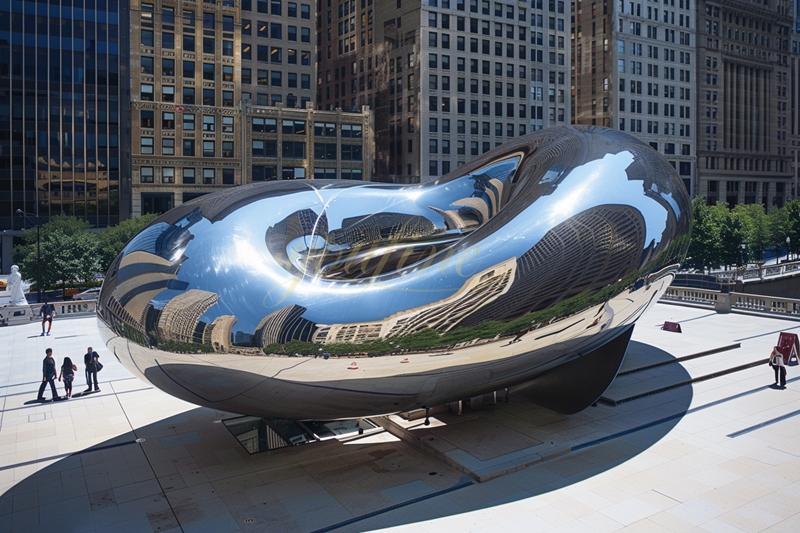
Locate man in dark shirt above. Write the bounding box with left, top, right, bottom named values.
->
left=84, top=346, right=100, bottom=393
left=37, top=348, right=59, bottom=401
left=39, top=301, right=56, bottom=336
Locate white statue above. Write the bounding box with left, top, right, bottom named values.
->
left=7, top=265, right=28, bottom=305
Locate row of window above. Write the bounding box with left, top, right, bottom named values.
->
left=140, top=58, right=236, bottom=81
left=141, top=31, right=234, bottom=57
left=250, top=70, right=311, bottom=89
left=242, top=0, right=312, bottom=19
left=252, top=140, right=363, bottom=160
left=251, top=119, right=363, bottom=137
left=428, top=119, right=522, bottom=137
left=242, top=20, right=311, bottom=42
left=249, top=93, right=311, bottom=108
left=140, top=111, right=235, bottom=133
left=428, top=56, right=530, bottom=77
left=140, top=85, right=235, bottom=106
left=242, top=45, right=311, bottom=65
left=140, top=167, right=235, bottom=185
left=426, top=97, right=529, bottom=118
left=141, top=138, right=235, bottom=158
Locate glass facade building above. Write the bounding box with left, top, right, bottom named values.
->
left=0, top=0, right=131, bottom=232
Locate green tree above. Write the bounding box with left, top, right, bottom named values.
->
left=14, top=216, right=101, bottom=295
left=98, top=213, right=159, bottom=273
left=686, top=198, right=725, bottom=270
left=784, top=200, right=800, bottom=260
left=732, top=204, right=769, bottom=262
left=719, top=209, right=746, bottom=268
left=768, top=206, right=791, bottom=262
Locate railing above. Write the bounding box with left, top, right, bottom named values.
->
left=661, top=288, right=800, bottom=317
left=663, top=288, right=718, bottom=306
left=714, top=260, right=800, bottom=282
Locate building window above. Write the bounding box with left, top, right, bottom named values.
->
left=141, top=30, right=154, bottom=46
left=222, top=141, right=234, bottom=158
left=183, top=88, right=195, bottom=104
left=252, top=165, right=277, bottom=181
left=203, top=141, right=215, bottom=157
left=141, top=84, right=154, bottom=101
left=222, top=169, right=235, bottom=184
left=162, top=138, right=175, bottom=155
left=282, top=141, right=306, bottom=158
left=141, top=56, right=154, bottom=75
left=203, top=89, right=215, bottom=106
left=203, top=63, right=215, bottom=80
left=203, top=115, right=215, bottom=132
left=183, top=113, right=195, bottom=130
left=203, top=169, right=216, bottom=184
left=222, top=116, right=234, bottom=133
left=183, top=140, right=195, bottom=156
left=162, top=168, right=175, bottom=183
left=162, top=85, right=175, bottom=102
left=162, top=59, right=175, bottom=77
left=222, top=91, right=234, bottom=107
left=163, top=112, right=175, bottom=129
left=182, top=168, right=196, bottom=184
left=140, top=110, right=154, bottom=128
left=141, top=137, right=154, bottom=155
left=140, top=166, right=154, bottom=183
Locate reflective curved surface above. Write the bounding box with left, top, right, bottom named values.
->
left=98, top=125, right=692, bottom=420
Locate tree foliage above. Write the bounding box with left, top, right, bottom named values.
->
left=13, top=214, right=159, bottom=293
left=686, top=198, right=800, bottom=271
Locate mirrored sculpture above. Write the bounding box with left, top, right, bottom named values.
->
left=97, top=125, right=692, bottom=419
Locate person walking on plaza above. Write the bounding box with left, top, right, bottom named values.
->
left=769, top=346, right=787, bottom=387
left=39, top=301, right=56, bottom=336
left=84, top=346, right=100, bottom=393
left=37, top=348, right=60, bottom=401
left=58, top=356, right=77, bottom=399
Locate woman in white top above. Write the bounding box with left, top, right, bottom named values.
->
left=770, top=346, right=786, bottom=387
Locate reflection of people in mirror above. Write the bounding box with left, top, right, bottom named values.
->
left=7, top=265, right=28, bottom=305
left=769, top=346, right=786, bottom=387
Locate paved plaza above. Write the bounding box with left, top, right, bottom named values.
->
left=0, top=302, right=799, bottom=532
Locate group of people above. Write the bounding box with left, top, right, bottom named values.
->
left=37, top=346, right=102, bottom=401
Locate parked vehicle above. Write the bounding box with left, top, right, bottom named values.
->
left=73, top=287, right=101, bottom=300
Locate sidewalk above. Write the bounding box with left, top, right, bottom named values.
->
left=0, top=304, right=799, bottom=532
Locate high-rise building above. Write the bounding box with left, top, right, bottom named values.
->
left=317, top=0, right=571, bottom=183
left=239, top=0, right=316, bottom=109
left=573, top=0, right=697, bottom=193
left=0, top=0, right=131, bottom=272
left=696, top=0, right=795, bottom=207
left=129, top=0, right=243, bottom=216
left=129, top=0, right=372, bottom=217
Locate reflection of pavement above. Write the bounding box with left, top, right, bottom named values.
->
left=1, top=304, right=799, bottom=531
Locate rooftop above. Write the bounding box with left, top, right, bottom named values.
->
left=0, top=302, right=798, bottom=532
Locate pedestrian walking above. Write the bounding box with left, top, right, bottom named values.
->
left=769, top=346, right=787, bottom=387
left=39, top=301, right=56, bottom=336
left=83, top=346, right=100, bottom=393
left=37, top=348, right=60, bottom=401
left=58, top=356, right=77, bottom=399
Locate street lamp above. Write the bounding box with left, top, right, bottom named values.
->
left=15, top=209, right=41, bottom=304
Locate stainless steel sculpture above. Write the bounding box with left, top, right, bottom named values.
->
left=98, top=126, right=692, bottom=419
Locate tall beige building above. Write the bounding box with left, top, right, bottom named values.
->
left=573, top=0, right=697, bottom=193
left=696, top=0, right=795, bottom=207
left=317, top=0, right=571, bottom=183
left=129, top=0, right=373, bottom=217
